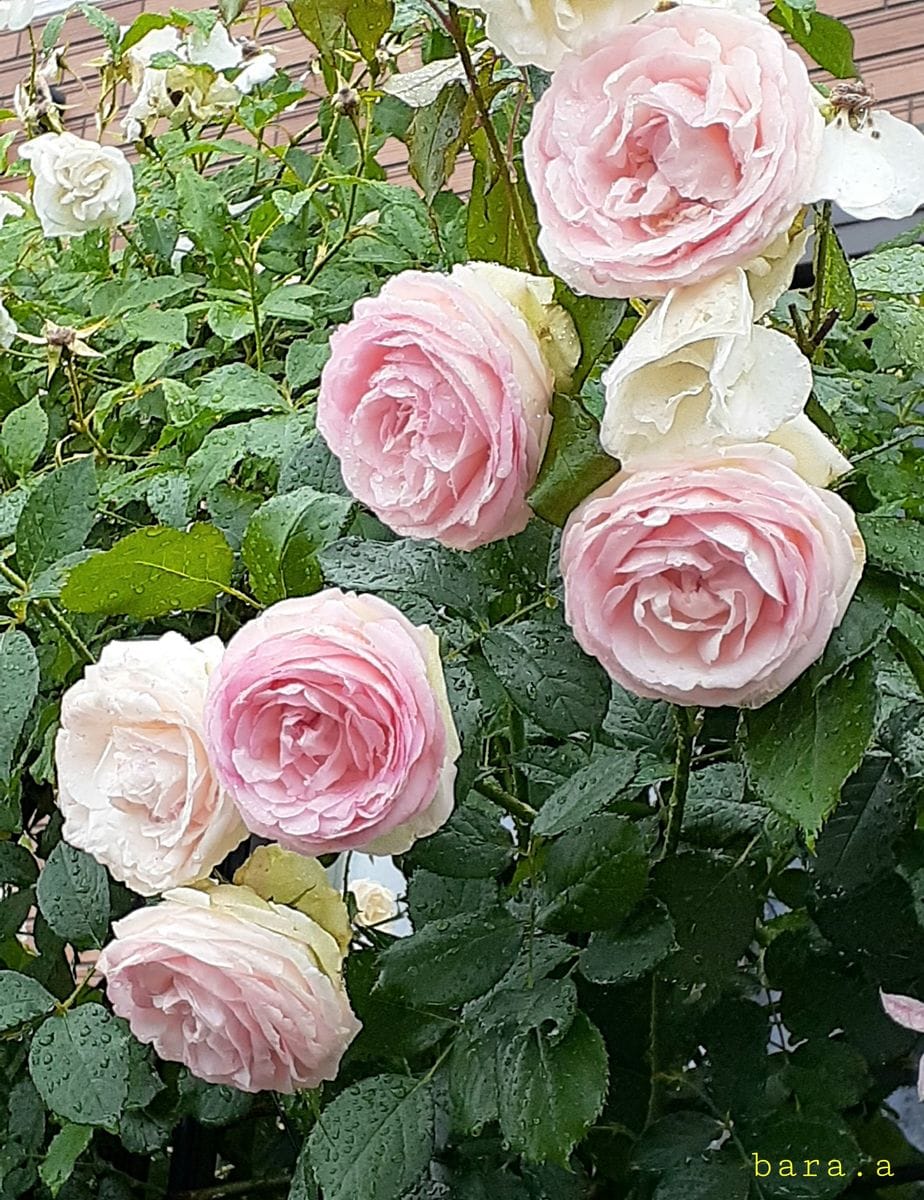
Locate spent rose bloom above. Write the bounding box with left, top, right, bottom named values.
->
left=0, top=0, right=33, bottom=31
left=20, top=133, right=135, bottom=238
left=601, top=268, right=850, bottom=486
left=349, top=878, right=400, bottom=928
left=54, top=633, right=247, bottom=896
left=561, top=446, right=864, bottom=708
left=318, top=264, right=571, bottom=549
left=881, top=991, right=924, bottom=1099
left=204, top=590, right=461, bottom=857
left=523, top=8, right=823, bottom=298
left=99, top=883, right=361, bottom=1093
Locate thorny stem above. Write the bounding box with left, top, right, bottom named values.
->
left=660, top=706, right=698, bottom=860
left=472, top=774, right=537, bottom=822
left=443, top=1, right=542, bottom=275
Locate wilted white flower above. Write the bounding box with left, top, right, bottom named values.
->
left=601, top=269, right=849, bottom=486
left=20, top=133, right=135, bottom=238
left=234, top=50, right=277, bottom=94
left=348, top=879, right=399, bottom=929
left=0, top=0, right=34, bottom=32
left=0, top=300, right=16, bottom=349
left=808, top=82, right=924, bottom=221
left=187, top=21, right=243, bottom=71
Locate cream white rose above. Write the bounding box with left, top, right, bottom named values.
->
left=20, top=133, right=136, bottom=238
left=0, top=0, right=34, bottom=31
left=349, top=879, right=399, bottom=928
left=471, top=0, right=650, bottom=71
left=0, top=300, right=15, bottom=349
left=55, top=632, right=247, bottom=896
left=600, top=269, right=850, bottom=486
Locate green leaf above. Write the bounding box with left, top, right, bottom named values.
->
left=482, top=618, right=609, bottom=738
left=39, top=1124, right=94, bottom=1197
left=770, top=1, right=857, bottom=76
left=556, top=289, right=627, bottom=391
left=61, top=525, right=233, bottom=619
left=683, top=763, right=764, bottom=848
left=852, top=244, right=924, bottom=294
left=813, top=573, right=897, bottom=687
left=122, top=308, right=188, bottom=346
left=0, top=971, right=56, bottom=1032
left=119, top=11, right=170, bottom=53
left=496, top=1011, right=608, bottom=1166
left=633, top=1112, right=725, bottom=1172
left=288, top=1145, right=318, bottom=1200
left=186, top=414, right=313, bottom=499
left=29, top=1005, right=131, bottom=1127
left=0, top=630, right=39, bottom=781
left=815, top=219, right=857, bottom=322
left=408, top=796, right=514, bottom=880
left=242, top=486, right=353, bottom=604
left=579, top=900, right=676, bottom=985
left=0, top=840, right=38, bottom=887
left=652, top=1159, right=750, bottom=1200
left=378, top=906, right=522, bottom=1005
left=742, top=1111, right=860, bottom=1198
left=538, top=814, right=648, bottom=933
left=859, top=515, right=924, bottom=584
left=654, top=852, right=760, bottom=986
left=42, top=10, right=67, bottom=49
left=1, top=399, right=48, bottom=478
left=407, top=83, right=471, bottom=203
left=467, top=128, right=538, bottom=272
left=289, top=0, right=393, bottom=60
left=175, top=167, right=230, bottom=261
left=534, top=750, right=640, bottom=837
left=784, top=1040, right=870, bottom=1111
left=286, top=338, right=332, bottom=391
left=307, top=1075, right=433, bottom=1200
left=36, top=843, right=110, bottom=950
left=319, top=537, right=482, bottom=617
left=15, top=457, right=98, bottom=577
left=742, top=654, right=877, bottom=841
left=529, top=394, right=619, bottom=527
left=603, top=685, right=676, bottom=783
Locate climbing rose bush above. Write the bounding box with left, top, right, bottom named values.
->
left=1, top=0, right=924, bottom=1197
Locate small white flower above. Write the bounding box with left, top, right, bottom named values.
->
left=0, top=300, right=16, bottom=349
left=234, top=50, right=277, bottom=95
left=0, top=194, right=24, bottom=225
left=807, top=83, right=924, bottom=221
left=348, top=879, right=399, bottom=929
left=0, top=0, right=34, bottom=32
left=20, top=133, right=136, bottom=239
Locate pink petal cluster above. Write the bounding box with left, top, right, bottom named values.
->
left=560, top=447, right=864, bottom=708
left=523, top=8, right=823, bottom=298
left=881, top=990, right=924, bottom=1099
left=203, top=590, right=460, bottom=856
left=98, top=884, right=361, bottom=1094
left=317, top=265, right=554, bottom=549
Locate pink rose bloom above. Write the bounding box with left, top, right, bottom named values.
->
left=560, top=447, right=864, bottom=708
left=882, top=990, right=924, bottom=1099
left=203, top=590, right=461, bottom=856
left=55, top=633, right=247, bottom=897
left=99, top=883, right=361, bottom=1093
left=317, top=264, right=559, bottom=550
left=523, top=8, right=823, bottom=298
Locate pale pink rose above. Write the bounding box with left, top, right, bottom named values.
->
left=881, top=991, right=924, bottom=1100
left=203, top=590, right=461, bottom=856
left=317, top=264, right=559, bottom=550
left=523, top=8, right=823, bottom=298
left=99, top=883, right=361, bottom=1093
left=560, top=447, right=864, bottom=708
left=55, top=633, right=247, bottom=897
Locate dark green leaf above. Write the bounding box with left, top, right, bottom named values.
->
left=742, top=654, right=877, bottom=841
left=29, top=1004, right=131, bottom=1127
left=61, top=525, right=233, bottom=618
left=307, top=1074, right=433, bottom=1200
left=36, top=842, right=110, bottom=950
left=0, top=971, right=56, bottom=1032
left=407, top=796, right=514, bottom=879
left=539, top=814, right=648, bottom=933
left=770, top=1, right=857, bottom=76
left=529, top=394, right=618, bottom=528
left=39, top=1124, right=94, bottom=1197
left=242, top=486, right=353, bottom=604
left=859, top=515, right=924, bottom=584
left=0, top=840, right=37, bottom=887
left=16, top=457, right=97, bottom=577
left=580, top=900, right=675, bottom=984
left=482, top=618, right=609, bottom=738
left=408, top=83, right=471, bottom=203
left=813, top=573, right=897, bottom=687
left=683, top=763, right=764, bottom=847
left=814, top=218, right=857, bottom=322
left=0, top=630, right=39, bottom=781
left=319, top=536, right=482, bottom=616
left=633, top=1112, right=724, bottom=1172
left=175, top=168, right=229, bottom=260
left=534, top=750, right=639, bottom=836
left=378, top=905, right=522, bottom=1005
left=467, top=129, right=538, bottom=272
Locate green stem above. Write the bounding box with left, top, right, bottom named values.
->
left=472, top=775, right=537, bottom=823
left=810, top=201, right=832, bottom=342
left=661, top=706, right=698, bottom=860
left=173, top=1178, right=291, bottom=1200
left=446, top=2, right=542, bottom=275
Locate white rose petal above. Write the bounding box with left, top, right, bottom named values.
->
left=470, top=0, right=651, bottom=72
left=767, top=413, right=851, bottom=487
left=601, top=270, right=813, bottom=466
left=55, top=632, right=248, bottom=896
left=744, top=227, right=811, bottom=317
left=0, top=0, right=34, bottom=32
left=808, top=109, right=924, bottom=221
left=187, top=21, right=243, bottom=71
left=0, top=300, right=15, bottom=349
left=20, top=133, right=136, bottom=238
left=0, top=194, right=23, bottom=225
left=348, top=879, right=399, bottom=929
left=234, top=51, right=277, bottom=94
